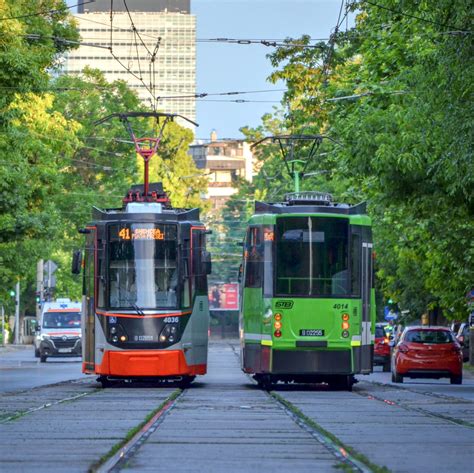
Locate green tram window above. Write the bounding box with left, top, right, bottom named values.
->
left=244, top=226, right=263, bottom=289
left=275, top=217, right=349, bottom=297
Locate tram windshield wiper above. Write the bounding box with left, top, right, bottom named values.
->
left=131, top=303, right=146, bottom=317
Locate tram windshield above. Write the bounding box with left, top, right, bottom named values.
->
left=275, top=217, right=349, bottom=297
left=108, top=223, right=178, bottom=309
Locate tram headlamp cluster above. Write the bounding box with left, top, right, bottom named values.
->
left=108, top=324, right=127, bottom=343
left=274, top=313, right=282, bottom=337
left=341, top=313, right=350, bottom=334
left=159, top=324, right=178, bottom=343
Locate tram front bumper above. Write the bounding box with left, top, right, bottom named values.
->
left=96, top=349, right=206, bottom=377
left=271, top=349, right=352, bottom=375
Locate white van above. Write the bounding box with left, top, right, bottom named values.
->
left=34, top=298, right=82, bottom=362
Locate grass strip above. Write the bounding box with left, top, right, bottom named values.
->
left=270, top=391, right=391, bottom=473
left=0, top=391, right=95, bottom=424
left=90, top=388, right=182, bottom=472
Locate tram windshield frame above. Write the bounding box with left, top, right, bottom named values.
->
left=275, top=216, right=352, bottom=298
left=107, top=223, right=180, bottom=310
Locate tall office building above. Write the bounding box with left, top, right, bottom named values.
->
left=65, top=0, right=196, bottom=128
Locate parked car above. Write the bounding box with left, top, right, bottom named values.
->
left=374, top=323, right=391, bottom=372
left=391, top=326, right=463, bottom=385
left=456, top=323, right=470, bottom=362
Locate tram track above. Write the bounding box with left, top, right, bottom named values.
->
left=228, top=343, right=386, bottom=473
left=355, top=381, right=474, bottom=429
left=362, top=378, right=474, bottom=403
left=0, top=378, right=98, bottom=424
left=91, top=388, right=183, bottom=473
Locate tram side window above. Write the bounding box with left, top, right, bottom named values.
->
left=97, top=243, right=105, bottom=308
left=85, top=233, right=95, bottom=307
left=192, top=231, right=207, bottom=295
left=245, top=226, right=263, bottom=289
left=351, top=232, right=361, bottom=296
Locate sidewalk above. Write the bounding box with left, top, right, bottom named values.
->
left=463, top=363, right=474, bottom=379
left=0, top=344, right=32, bottom=355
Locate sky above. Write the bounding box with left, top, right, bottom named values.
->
left=67, top=0, right=352, bottom=140
left=192, top=0, right=350, bottom=140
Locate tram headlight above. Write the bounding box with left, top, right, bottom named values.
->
left=110, top=327, right=117, bottom=335
left=274, top=330, right=282, bottom=338
left=342, top=313, right=350, bottom=321
left=342, top=321, right=350, bottom=330
left=112, top=335, right=119, bottom=343
left=341, top=330, right=349, bottom=338
left=274, top=313, right=282, bottom=321
left=159, top=324, right=178, bottom=343
left=274, top=321, right=282, bottom=330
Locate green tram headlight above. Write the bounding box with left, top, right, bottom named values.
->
left=341, top=330, right=350, bottom=338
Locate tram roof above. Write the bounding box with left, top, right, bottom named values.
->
left=254, top=200, right=367, bottom=216
left=90, top=205, right=200, bottom=223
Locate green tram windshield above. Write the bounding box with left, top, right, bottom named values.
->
left=108, top=223, right=178, bottom=309
left=275, top=217, right=352, bottom=297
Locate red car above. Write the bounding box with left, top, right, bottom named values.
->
left=374, top=323, right=391, bottom=371
left=392, top=326, right=463, bottom=384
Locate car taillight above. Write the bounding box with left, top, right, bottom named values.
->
left=398, top=344, right=409, bottom=353
left=383, top=337, right=390, bottom=344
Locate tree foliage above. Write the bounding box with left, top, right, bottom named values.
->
left=226, top=0, right=473, bottom=320
left=0, top=1, right=207, bottom=310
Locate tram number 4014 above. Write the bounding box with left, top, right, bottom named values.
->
left=333, top=303, right=349, bottom=310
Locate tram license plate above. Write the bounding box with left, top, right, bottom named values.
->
left=58, top=348, right=72, bottom=353
left=300, top=329, right=324, bottom=336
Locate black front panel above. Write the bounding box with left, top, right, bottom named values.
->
left=272, top=349, right=352, bottom=374
left=99, top=313, right=191, bottom=350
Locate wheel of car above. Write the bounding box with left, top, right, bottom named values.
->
left=40, top=355, right=47, bottom=363
left=450, top=375, right=462, bottom=385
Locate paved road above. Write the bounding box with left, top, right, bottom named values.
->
left=0, top=345, right=86, bottom=393
left=1, top=342, right=473, bottom=473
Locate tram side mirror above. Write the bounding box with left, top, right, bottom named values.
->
left=202, top=251, right=212, bottom=275
left=71, top=250, right=83, bottom=275
left=238, top=263, right=243, bottom=283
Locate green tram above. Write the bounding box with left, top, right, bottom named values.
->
left=239, top=191, right=375, bottom=390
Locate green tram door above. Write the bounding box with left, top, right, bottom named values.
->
left=360, top=241, right=374, bottom=373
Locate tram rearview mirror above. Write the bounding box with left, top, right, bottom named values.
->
left=71, top=250, right=83, bottom=275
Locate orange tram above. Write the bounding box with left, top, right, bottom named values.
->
left=73, top=183, right=211, bottom=388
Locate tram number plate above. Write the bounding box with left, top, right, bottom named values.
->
left=300, top=329, right=325, bottom=337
